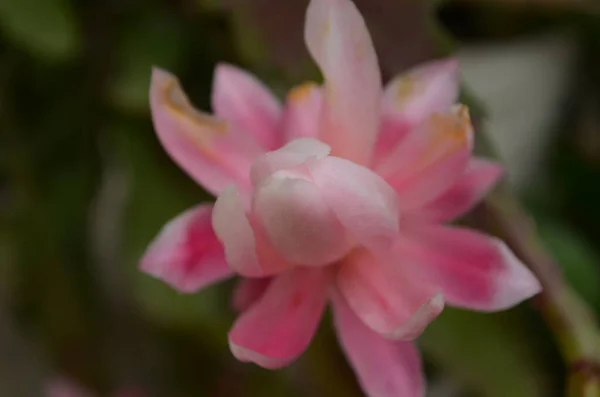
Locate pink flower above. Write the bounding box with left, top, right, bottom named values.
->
left=141, top=0, right=541, bottom=395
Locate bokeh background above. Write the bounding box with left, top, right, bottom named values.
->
left=1, top=0, right=599, bottom=396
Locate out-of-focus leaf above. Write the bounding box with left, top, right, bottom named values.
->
left=116, top=121, right=230, bottom=345
left=0, top=0, right=80, bottom=61
left=535, top=217, right=600, bottom=311
left=109, top=13, right=187, bottom=114
left=420, top=308, right=554, bottom=397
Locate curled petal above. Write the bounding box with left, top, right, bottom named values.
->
left=150, top=68, right=263, bottom=195
left=310, top=156, right=400, bottom=252
left=228, top=268, right=330, bottom=369
left=213, top=185, right=290, bottom=277
left=305, top=0, right=382, bottom=165
left=337, top=249, right=444, bottom=340
left=331, top=292, right=424, bottom=397
left=212, top=63, right=283, bottom=149
left=232, top=278, right=272, bottom=313
left=140, top=205, right=233, bottom=293
left=398, top=225, right=542, bottom=311
left=405, top=158, right=503, bottom=223
left=283, top=83, right=323, bottom=141
left=253, top=169, right=353, bottom=266
left=250, top=138, right=331, bottom=186
left=377, top=105, right=473, bottom=211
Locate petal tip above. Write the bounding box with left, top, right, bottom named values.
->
left=386, top=293, right=445, bottom=341
left=228, top=339, right=288, bottom=370
left=151, top=67, right=175, bottom=85
left=491, top=239, right=543, bottom=310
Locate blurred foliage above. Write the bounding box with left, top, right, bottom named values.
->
left=0, top=0, right=599, bottom=396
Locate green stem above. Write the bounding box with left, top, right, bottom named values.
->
left=471, top=131, right=600, bottom=395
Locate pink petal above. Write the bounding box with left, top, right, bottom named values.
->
left=398, top=225, right=542, bottom=311
left=377, top=105, right=473, bottom=211
left=212, top=63, right=283, bottom=149
left=232, top=278, right=272, bottom=313
left=213, top=185, right=291, bottom=277
left=310, top=156, right=400, bottom=252
left=250, top=138, right=331, bottom=186
left=383, top=58, right=459, bottom=126
left=150, top=68, right=263, bottom=195
left=283, top=83, right=323, bottom=142
left=252, top=168, right=354, bottom=266
left=371, top=117, right=412, bottom=168
left=405, top=158, right=503, bottom=223
left=228, top=268, right=330, bottom=369
left=305, top=0, right=382, bottom=165
left=331, top=291, right=424, bottom=397
left=373, top=58, right=459, bottom=163
left=337, top=249, right=444, bottom=340
left=140, top=205, right=233, bottom=293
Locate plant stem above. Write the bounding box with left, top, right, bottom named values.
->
left=471, top=131, right=600, bottom=396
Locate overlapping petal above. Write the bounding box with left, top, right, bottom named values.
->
left=374, top=58, right=459, bottom=161
left=376, top=105, right=473, bottom=211
left=336, top=249, right=444, bottom=340
left=253, top=168, right=354, bottom=266
left=305, top=0, right=382, bottom=165
left=250, top=138, right=330, bottom=186
left=140, top=204, right=233, bottom=293
left=332, top=292, right=424, bottom=397
left=310, top=156, right=400, bottom=252
left=232, top=278, right=272, bottom=313
left=150, top=68, right=263, bottom=195
left=212, top=185, right=291, bottom=277
left=397, top=224, right=542, bottom=311
left=283, top=83, right=323, bottom=142
left=212, top=63, right=283, bottom=149
left=405, top=158, right=503, bottom=223
left=228, top=268, right=330, bottom=369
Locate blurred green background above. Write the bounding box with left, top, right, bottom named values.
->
left=1, top=0, right=599, bottom=396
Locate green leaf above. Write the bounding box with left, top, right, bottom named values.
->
left=0, top=0, right=80, bottom=61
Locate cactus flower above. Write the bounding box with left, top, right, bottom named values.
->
left=140, top=0, right=541, bottom=395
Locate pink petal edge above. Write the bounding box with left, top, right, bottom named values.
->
left=331, top=291, right=425, bottom=397
left=140, top=204, right=233, bottom=293
left=228, top=268, right=330, bottom=369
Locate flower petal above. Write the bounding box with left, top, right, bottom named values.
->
left=310, top=156, right=400, bottom=252
left=398, top=225, right=542, bottom=311
left=140, top=204, right=233, bottom=293
left=212, top=63, right=283, bottom=149
left=331, top=291, right=424, bottom=397
left=405, top=158, right=503, bottom=223
left=213, top=185, right=290, bottom=277
left=383, top=58, right=460, bottom=126
left=228, top=268, right=330, bottom=369
left=373, top=58, right=459, bottom=163
left=305, top=0, right=382, bottom=165
left=337, top=249, right=444, bottom=340
left=377, top=105, right=473, bottom=211
left=283, top=83, right=323, bottom=142
left=252, top=168, right=353, bottom=266
left=250, top=138, right=331, bottom=186
left=150, top=68, right=263, bottom=195
left=232, top=278, right=272, bottom=313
